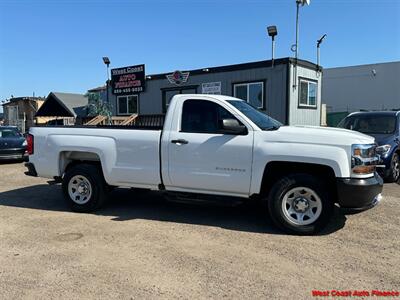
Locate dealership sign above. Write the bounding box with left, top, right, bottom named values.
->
left=166, top=70, right=190, bottom=85
left=202, top=82, right=221, bottom=94
left=111, top=64, right=145, bottom=95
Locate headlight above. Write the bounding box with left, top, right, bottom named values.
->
left=22, top=140, right=27, bottom=147
left=351, top=144, right=379, bottom=175
left=376, top=144, right=391, bottom=156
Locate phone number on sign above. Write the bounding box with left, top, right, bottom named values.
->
left=312, top=290, right=399, bottom=297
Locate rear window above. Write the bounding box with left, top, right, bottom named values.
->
left=0, top=128, right=21, bottom=138
left=338, top=115, right=397, bottom=134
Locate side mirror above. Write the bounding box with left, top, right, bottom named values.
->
left=221, top=118, right=247, bottom=135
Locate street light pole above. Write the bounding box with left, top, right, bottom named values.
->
left=293, top=0, right=310, bottom=88
left=295, top=0, right=300, bottom=62
left=272, top=36, right=275, bottom=67
left=317, top=34, right=327, bottom=71
left=102, top=57, right=111, bottom=105
left=267, top=26, right=278, bottom=67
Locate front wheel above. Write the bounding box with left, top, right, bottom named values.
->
left=267, top=174, right=334, bottom=235
left=62, top=164, right=107, bottom=212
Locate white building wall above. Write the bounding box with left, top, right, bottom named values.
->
left=288, top=64, right=322, bottom=126
left=322, top=61, right=400, bottom=112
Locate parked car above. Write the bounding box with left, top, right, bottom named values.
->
left=0, top=126, right=28, bottom=161
left=25, top=95, right=383, bottom=235
left=338, top=111, right=400, bottom=182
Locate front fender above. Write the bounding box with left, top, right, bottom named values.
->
left=250, top=142, right=350, bottom=195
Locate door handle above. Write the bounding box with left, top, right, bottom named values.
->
left=171, top=139, right=189, bottom=145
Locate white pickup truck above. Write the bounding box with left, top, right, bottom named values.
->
left=25, top=94, right=383, bottom=234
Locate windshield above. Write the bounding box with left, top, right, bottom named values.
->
left=338, top=115, right=397, bottom=134
left=0, top=128, right=21, bottom=138
left=227, top=100, right=282, bottom=130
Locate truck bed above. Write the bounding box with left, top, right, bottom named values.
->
left=29, top=125, right=163, bottom=189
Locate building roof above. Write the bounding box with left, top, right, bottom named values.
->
left=147, top=57, right=319, bottom=80
left=2, top=96, right=45, bottom=107
left=35, top=92, right=88, bottom=118
left=88, top=85, right=107, bottom=93
left=325, top=60, right=400, bottom=71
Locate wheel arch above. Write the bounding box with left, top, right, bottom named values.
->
left=60, top=151, right=104, bottom=177
left=258, top=161, right=337, bottom=199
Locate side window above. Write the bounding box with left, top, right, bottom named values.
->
left=233, top=82, right=264, bottom=109
left=181, top=100, right=240, bottom=134
left=298, top=78, right=318, bottom=108
left=117, top=95, right=138, bottom=115
left=398, top=116, right=400, bottom=132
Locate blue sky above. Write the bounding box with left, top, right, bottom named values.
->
left=0, top=0, right=399, bottom=111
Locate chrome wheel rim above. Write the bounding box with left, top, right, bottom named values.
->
left=281, top=187, right=322, bottom=226
left=68, top=175, right=92, bottom=205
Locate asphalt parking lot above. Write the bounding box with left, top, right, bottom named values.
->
left=0, top=162, right=399, bottom=299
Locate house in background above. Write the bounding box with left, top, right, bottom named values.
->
left=1, top=96, right=45, bottom=132
left=0, top=112, right=4, bottom=125
left=35, top=92, right=88, bottom=125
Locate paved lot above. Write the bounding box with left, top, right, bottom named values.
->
left=0, top=162, right=399, bottom=299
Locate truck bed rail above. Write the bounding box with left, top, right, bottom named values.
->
left=37, top=114, right=165, bottom=130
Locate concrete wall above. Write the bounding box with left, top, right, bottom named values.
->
left=322, top=61, right=400, bottom=113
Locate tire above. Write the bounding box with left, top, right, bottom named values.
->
left=267, top=173, right=334, bottom=235
left=62, top=164, right=107, bottom=212
left=386, top=152, right=400, bottom=183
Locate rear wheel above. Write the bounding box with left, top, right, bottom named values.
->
left=267, top=174, right=334, bottom=235
left=62, top=164, right=107, bottom=212
left=386, top=152, right=400, bottom=183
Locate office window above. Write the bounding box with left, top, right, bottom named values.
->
left=117, top=95, right=138, bottom=115
left=299, top=79, right=317, bottom=108
left=233, top=82, right=264, bottom=109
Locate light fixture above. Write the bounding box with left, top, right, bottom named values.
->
left=267, top=26, right=278, bottom=38
left=102, top=57, right=110, bottom=66
left=317, top=34, right=327, bottom=47
left=297, top=0, right=310, bottom=6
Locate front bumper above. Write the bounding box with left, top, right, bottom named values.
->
left=337, top=172, right=383, bottom=210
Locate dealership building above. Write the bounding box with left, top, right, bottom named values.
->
left=102, top=57, right=323, bottom=126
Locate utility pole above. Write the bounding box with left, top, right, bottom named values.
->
left=292, top=0, right=310, bottom=88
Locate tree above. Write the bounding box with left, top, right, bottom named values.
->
left=85, top=91, right=112, bottom=124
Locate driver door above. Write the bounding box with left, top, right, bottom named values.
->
left=167, top=99, right=254, bottom=196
